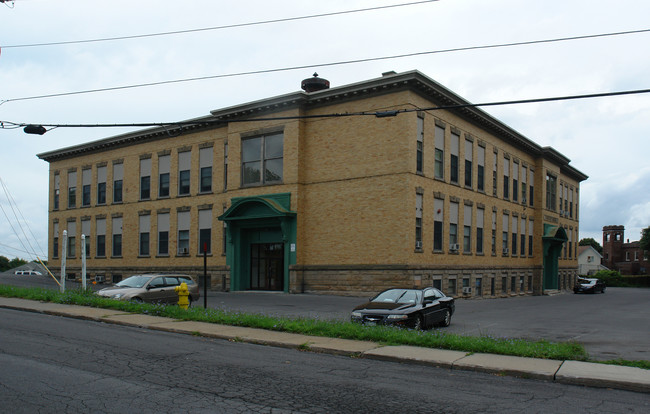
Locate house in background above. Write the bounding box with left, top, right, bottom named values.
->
left=602, top=225, right=649, bottom=275
left=578, top=245, right=606, bottom=275
left=37, top=70, right=587, bottom=297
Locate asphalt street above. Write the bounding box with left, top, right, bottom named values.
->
left=2, top=272, right=649, bottom=361
left=2, top=309, right=648, bottom=413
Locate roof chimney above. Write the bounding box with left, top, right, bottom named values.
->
left=301, top=73, right=330, bottom=92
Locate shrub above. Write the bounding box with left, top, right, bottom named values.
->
left=593, top=270, right=628, bottom=287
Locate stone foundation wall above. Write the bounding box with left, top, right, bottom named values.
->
left=290, top=264, right=558, bottom=298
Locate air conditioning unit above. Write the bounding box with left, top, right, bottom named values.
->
left=521, top=197, right=527, bottom=204
left=449, top=243, right=459, bottom=251
left=462, top=287, right=472, bottom=294
left=95, top=275, right=105, bottom=283
left=415, top=241, right=423, bottom=249
left=182, top=248, right=188, bottom=255
left=503, top=248, right=509, bottom=255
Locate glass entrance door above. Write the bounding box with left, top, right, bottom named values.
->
left=250, top=243, right=284, bottom=290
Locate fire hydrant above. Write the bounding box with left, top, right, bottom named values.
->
left=175, top=282, right=190, bottom=309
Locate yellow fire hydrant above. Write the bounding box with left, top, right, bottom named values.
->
left=175, top=282, right=190, bottom=310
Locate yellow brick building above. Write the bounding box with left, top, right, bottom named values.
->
left=38, top=70, right=587, bottom=297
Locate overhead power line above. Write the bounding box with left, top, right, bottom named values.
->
left=1, top=1, right=439, bottom=49
left=1, top=27, right=649, bottom=106
left=4, top=87, right=650, bottom=132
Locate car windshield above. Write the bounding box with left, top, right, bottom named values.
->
left=372, top=289, right=422, bottom=304
left=115, top=275, right=152, bottom=288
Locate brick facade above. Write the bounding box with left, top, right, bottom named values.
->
left=38, top=71, right=587, bottom=297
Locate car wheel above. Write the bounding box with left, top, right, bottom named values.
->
left=133, top=297, right=144, bottom=304
left=413, top=314, right=423, bottom=330
left=440, top=309, right=451, bottom=327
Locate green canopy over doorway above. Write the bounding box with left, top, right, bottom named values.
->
left=542, top=224, right=568, bottom=290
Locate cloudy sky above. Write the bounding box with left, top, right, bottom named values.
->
left=1, top=0, right=649, bottom=261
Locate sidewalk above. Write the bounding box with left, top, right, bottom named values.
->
left=2, top=296, right=648, bottom=394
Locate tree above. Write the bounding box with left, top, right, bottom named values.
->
left=0, top=256, right=9, bottom=272
left=579, top=238, right=602, bottom=254
left=640, top=226, right=650, bottom=252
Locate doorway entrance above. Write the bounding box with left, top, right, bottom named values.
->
left=250, top=243, right=284, bottom=291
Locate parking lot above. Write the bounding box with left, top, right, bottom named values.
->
left=2, top=272, right=648, bottom=361
left=205, top=287, right=650, bottom=362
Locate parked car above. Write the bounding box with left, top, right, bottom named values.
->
left=14, top=270, right=42, bottom=276
left=351, top=287, right=455, bottom=330
left=573, top=278, right=606, bottom=294
left=97, top=274, right=199, bottom=305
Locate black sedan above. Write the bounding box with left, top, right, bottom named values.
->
left=573, top=278, right=606, bottom=294
left=351, top=287, right=455, bottom=330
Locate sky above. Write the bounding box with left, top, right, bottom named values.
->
left=1, top=0, right=649, bottom=261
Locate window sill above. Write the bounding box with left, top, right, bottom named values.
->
left=138, top=255, right=151, bottom=258
left=196, top=253, right=213, bottom=257
left=448, top=250, right=460, bottom=255
left=199, top=191, right=213, bottom=195
left=463, top=252, right=472, bottom=256
left=81, top=205, right=91, bottom=208
left=139, top=198, right=151, bottom=202
left=94, top=256, right=106, bottom=259
left=433, top=250, right=444, bottom=254
left=157, top=196, right=170, bottom=200
left=95, top=203, right=106, bottom=207
left=156, top=254, right=170, bottom=258
left=434, top=176, right=445, bottom=183
left=111, top=256, right=122, bottom=259
left=112, top=202, right=123, bottom=205
left=177, top=193, right=191, bottom=198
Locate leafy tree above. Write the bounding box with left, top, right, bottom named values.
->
left=579, top=238, right=602, bottom=254
left=8, top=258, right=28, bottom=269
left=0, top=256, right=9, bottom=272
left=640, top=226, right=650, bottom=252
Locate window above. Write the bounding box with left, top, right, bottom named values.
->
left=54, top=173, right=60, bottom=210
left=502, top=156, right=509, bottom=199
left=528, top=220, right=534, bottom=256
left=501, top=276, right=507, bottom=293
left=529, top=169, right=534, bottom=207
left=449, top=202, right=459, bottom=249
left=67, top=221, right=76, bottom=258
left=82, top=168, right=91, bottom=207
left=492, top=151, right=498, bottom=196
left=634, top=251, right=639, bottom=261
left=476, top=208, right=484, bottom=254
left=199, top=209, right=212, bottom=254
left=569, top=188, right=574, bottom=218
left=477, top=145, right=485, bottom=192
left=67, top=170, right=76, bottom=208
left=433, top=277, right=442, bottom=290
left=223, top=142, right=229, bottom=191
left=559, top=183, right=564, bottom=213
left=96, top=218, right=106, bottom=257
left=450, top=132, right=459, bottom=184
left=199, top=147, right=213, bottom=193
left=97, top=166, right=106, bottom=205
left=564, top=185, right=569, bottom=214
left=177, top=211, right=190, bottom=255
left=448, top=277, right=457, bottom=296
left=546, top=173, right=557, bottom=211
left=520, top=218, right=526, bottom=256
left=415, top=193, right=423, bottom=250
left=434, top=124, right=444, bottom=179
left=464, top=139, right=473, bottom=187
left=158, top=213, right=170, bottom=256
left=53, top=222, right=59, bottom=258
left=158, top=155, right=170, bottom=198
left=81, top=219, right=90, bottom=257
left=433, top=198, right=444, bottom=251
left=113, top=163, right=123, bottom=203
left=139, top=215, right=150, bottom=256
left=511, top=216, right=518, bottom=256
left=502, top=214, right=509, bottom=254
left=140, top=158, right=151, bottom=200
left=521, top=165, right=527, bottom=204
left=112, top=217, right=122, bottom=257
left=512, top=161, right=519, bottom=202
left=242, top=133, right=283, bottom=186
left=463, top=204, right=472, bottom=252
left=178, top=151, right=191, bottom=195
left=511, top=275, right=517, bottom=293
left=491, top=211, right=497, bottom=255
left=416, top=115, right=424, bottom=174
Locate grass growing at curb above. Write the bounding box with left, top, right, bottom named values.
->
left=0, top=285, right=593, bottom=362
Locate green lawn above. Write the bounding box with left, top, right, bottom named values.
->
left=0, top=284, right=623, bottom=364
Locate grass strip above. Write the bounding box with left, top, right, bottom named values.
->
left=0, top=285, right=591, bottom=362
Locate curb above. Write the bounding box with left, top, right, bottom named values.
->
left=2, top=297, right=648, bottom=394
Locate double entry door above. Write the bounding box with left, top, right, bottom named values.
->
left=250, top=243, right=284, bottom=291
